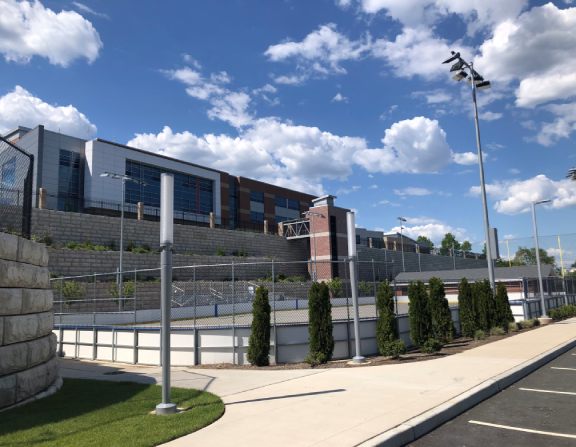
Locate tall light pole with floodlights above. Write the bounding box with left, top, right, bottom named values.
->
left=303, top=210, right=324, bottom=281
left=100, top=171, right=143, bottom=309
left=443, top=51, right=495, bottom=291
left=531, top=199, right=551, bottom=319
left=398, top=216, right=407, bottom=272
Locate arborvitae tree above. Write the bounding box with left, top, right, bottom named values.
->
left=428, top=277, right=454, bottom=343
left=247, top=286, right=271, bottom=366
left=458, top=278, right=476, bottom=338
left=376, top=281, right=405, bottom=356
left=408, top=281, right=432, bottom=347
left=474, top=280, right=495, bottom=331
left=307, top=282, right=334, bottom=364
left=494, top=283, right=515, bottom=331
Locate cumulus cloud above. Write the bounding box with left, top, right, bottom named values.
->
left=412, top=89, right=452, bottom=104
left=72, top=2, right=109, bottom=19
left=0, top=0, right=102, bottom=66
left=536, top=102, right=576, bottom=146
left=470, top=174, right=576, bottom=214
left=388, top=216, right=469, bottom=244
left=354, top=116, right=452, bottom=173
left=332, top=93, right=348, bottom=103
left=265, top=23, right=371, bottom=83
left=451, top=151, right=487, bottom=165
left=163, top=67, right=253, bottom=128
left=393, top=187, right=432, bottom=196
left=0, top=85, right=97, bottom=138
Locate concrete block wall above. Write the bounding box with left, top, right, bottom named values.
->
left=0, top=233, right=60, bottom=410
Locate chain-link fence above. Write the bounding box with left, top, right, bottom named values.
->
left=499, top=233, right=576, bottom=274
left=52, top=259, right=401, bottom=327
left=0, top=136, right=33, bottom=238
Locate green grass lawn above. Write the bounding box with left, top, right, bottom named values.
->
left=0, top=379, right=224, bottom=447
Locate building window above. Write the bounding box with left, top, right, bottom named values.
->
left=250, top=191, right=264, bottom=203
left=250, top=211, right=264, bottom=223
left=275, top=196, right=300, bottom=210
left=58, top=149, right=82, bottom=211
left=125, top=159, right=214, bottom=215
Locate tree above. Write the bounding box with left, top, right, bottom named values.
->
left=493, top=283, right=514, bottom=331
left=408, top=281, right=431, bottom=347
left=307, top=282, right=334, bottom=365
left=428, top=277, right=454, bottom=343
left=473, top=280, right=495, bottom=331
left=458, top=278, right=476, bottom=338
left=416, top=235, right=434, bottom=249
left=513, top=247, right=555, bottom=266
left=247, top=286, right=271, bottom=366
left=440, top=233, right=460, bottom=256
left=461, top=241, right=472, bottom=253
left=376, top=281, right=405, bottom=357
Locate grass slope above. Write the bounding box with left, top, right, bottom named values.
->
left=0, top=379, right=224, bottom=447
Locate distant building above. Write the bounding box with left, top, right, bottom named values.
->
left=356, top=227, right=432, bottom=254
left=3, top=125, right=315, bottom=231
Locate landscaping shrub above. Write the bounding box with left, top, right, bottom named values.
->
left=109, top=281, right=135, bottom=299
left=549, top=304, right=576, bottom=321
left=215, top=247, right=226, bottom=256
left=325, top=277, right=343, bottom=298
left=420, top=338, right=443, bottom=354
left=379, top=339, right=406, bottom=358
left=474, top=329, right=486, bottom=340
left=53, top=281, right=86, bottom=305
left=429, top=277, right=454, bottom=343
left=408, top=281, right=431, bottom=347
left=376, top=281, right=401, bottom=355
left=247, top=286, right=271, bottom=366
left=490, top=326, right=506, bottom=336
left=458, top=278, right=476, bottom=338
left=519, top=318, right=539, bottom=329
left=306, top=282, right=334, bottom=365
left=493, top=283, right=515, bottom=331
left=508, top=321, right=520, bottom=332
left=358, top=281, right=374, bottom=297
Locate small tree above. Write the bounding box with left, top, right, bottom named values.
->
left=248, top=286, right=271, bottom=366
left=458, top=278, right=476, bottom=338
left=428, top=277, right=454, bottom=343
left=325, top=277, right=343, bottom=298
left=473, top=280, right=495, bottom=331
left=307, top=282, right=334, bottom=365
left=408, top=281, right=431, bottom=347
left=440, top=233, right=460, bottom=256
left=493, top=283, right=514, bottom=331
left=376, top=281, right=405, bottom=357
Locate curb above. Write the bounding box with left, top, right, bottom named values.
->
left=360, top=336, right=576, bottom=447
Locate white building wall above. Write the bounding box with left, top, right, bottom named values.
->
left=84, top=140, right=222, bottom=216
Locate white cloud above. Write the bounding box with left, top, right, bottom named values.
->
left=0, top=0, right=102, bottom=66
left=393, top=187, right=432, bottom=197
left=508, top=168, right=521, bottom=175
left=452, top=151, right=478, bottom=165
left=412, top=89, right=452, bottom=104
left=536, top=102, right=576, bottom=146
left=163, top=67, right=253, bottom=128
left=354, top=116, right=452, bottom=173
left=479, top=111, right=503, bottom=121
left=470, top=174, right=576, bottom=214
left=72, top=2, right=109, bottom=19
left=388, top=216, right=469, bottom=244
left=265, top=23, right=371, bottom=82
left=0, top=85, right=97, bottom=138
left=476, top=3, right=576, bottom=108
left=332, top=93, right=348, bottom=103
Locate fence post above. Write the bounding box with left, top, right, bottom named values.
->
left=193, top=266, right=197, bottom=328
left=38, top=187, right=47, bottom=209
left=22, top=153, right=34, bottom=238
left=92, top=273, right=96, bottom=326
left=137, top=202, right=144, bottom=220
left=272, top=260, right=277, bottom=364
left=343, top=258, right=351, bottom=359
left=133, top=269, right=137, bottom=325
left=209, top=212, right=215, bottom=229
left=232, top=261, right=236, bottom=365
left=371, top=259, right=376, bottom=297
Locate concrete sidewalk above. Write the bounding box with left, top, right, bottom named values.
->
left=60, top=319, right=576, bottom=447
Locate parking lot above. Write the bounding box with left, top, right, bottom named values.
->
left=409, top=347, right=576, bottom=446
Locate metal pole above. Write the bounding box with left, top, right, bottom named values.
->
left=557, top=235, right=565, bottom=277
left=399, top=224, right=405, bottom=272
left=272, top=260, right=277, bottom=363
left=506, top=239, right=511, bottom=267
left=119, top=178, right=125, bottom=311
left=156, top=173, right=176, bottom=415
left=470, top=62, right=495, bottom=291
left=347, top=212, right=365, bottom=363
left=452, top=243, right=456, bottom=270
left=531, top=202, right=547, bottom=319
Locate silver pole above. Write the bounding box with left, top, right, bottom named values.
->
left=531, top=202, right=547, bottom=318
left=347, top=212, right=365, bottom=363
left=156, top=173, right=176, bottom=415
left=118, top=178, right=125, bottom=311
left=470, top=62, right=495, bottom=291
left=399, top=224, right=405, bottom=272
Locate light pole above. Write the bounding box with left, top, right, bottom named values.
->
left=398, top=217, right=406, bottom=272
left=531, top=199, right=551, bottom=320
left=100, top=172, right=142, bottom=310
left=303, top=210, right=323, bottom=281
left=443, top=51, right=495, bottom=291
left=568, top=167, right=576, bottom=181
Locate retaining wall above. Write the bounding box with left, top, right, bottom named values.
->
left=0, top=233, right=60, bottom=410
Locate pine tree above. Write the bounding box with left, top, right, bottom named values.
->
left=428, top=277, right=454, bottom=343
left=376, top=281, right=405, bottom=356
left=408, top=281, right=432, bottom=347
left=247, top=286, right=271, bottom=366
left=307, top=282, right=334, bottom=364
left=494, top=283, right=515, bottom=331
left=474, top=280, right=495, bottom=331
left=458, top=278, right=476, bottom=338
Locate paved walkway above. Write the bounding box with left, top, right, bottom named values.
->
left=60, top=319, right=576, bottom=447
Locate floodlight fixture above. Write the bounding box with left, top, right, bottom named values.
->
left=567, top=167, right=576, bottom=180
left=442, top=51, right=460, bottom=64
left=452, top=71, right=468, bottom=81
left=450, top=60, right=465, bottom=72
left=476, top=81, right=491, bottom=90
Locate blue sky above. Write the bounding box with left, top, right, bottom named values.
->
left=1, top=0, right=575, bottom=266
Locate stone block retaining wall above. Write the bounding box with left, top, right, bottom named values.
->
left=0, top=233, right=60, bottom=410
